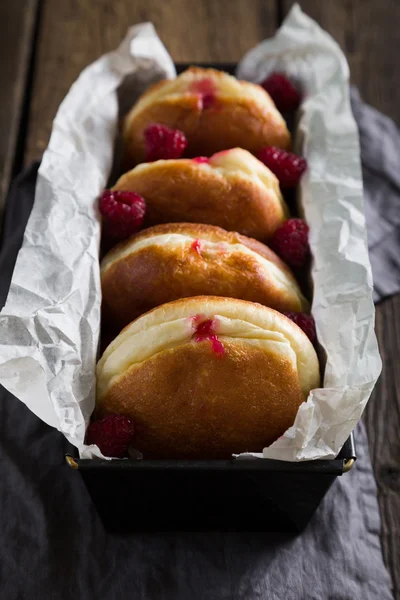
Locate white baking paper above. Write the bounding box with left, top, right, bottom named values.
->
left=236, top=4, right=381, bottom=460
left=0, top=23, right=175, bottom=459
left=0, top=5, right=381, bottom=461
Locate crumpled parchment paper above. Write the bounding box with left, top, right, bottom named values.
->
left=0, top=5, right=381, bottom=460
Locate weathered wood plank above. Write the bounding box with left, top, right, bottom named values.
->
left=282, top=0, right=400, bottom=123
left=0, top=0, right=39, bottom=225
left=24, top=0, right=277, bottom=164
left=282, top=1, right=400, bottom=596
left=365, top=295, right=400, bottom=596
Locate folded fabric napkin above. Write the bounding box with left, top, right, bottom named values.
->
left=0, top=89, right=397, bottom=599
left=351, top=87, right=400, bottom=303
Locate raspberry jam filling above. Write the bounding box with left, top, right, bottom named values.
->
left=192, top=156, right=209, bottom=163
left=201, top=94, right=215, bottom=109
left=191, top=315, right=225, bottom=356
left=191, top=238, right=203, bottom=255
left=189, top=78, right=217, bottom=109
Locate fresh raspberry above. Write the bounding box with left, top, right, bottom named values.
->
left=261, top=72, right=301, bottom=112
left=283, top=312, right=316, bottom=343
left=144, top=123, right=188, bottom=161
left=257, top=147, right=307, bottom=188
left=99, top=190, right=146, bottom=241
left=86, top=414, right=135, bottom=458
left=270, top=218, right=310, bottom=268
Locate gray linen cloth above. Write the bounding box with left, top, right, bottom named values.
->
left=0, top=90, right=396, bottom=599
left=351, top=87, right=400, bottom=303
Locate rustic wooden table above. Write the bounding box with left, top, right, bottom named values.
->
left=1, top=0, right=399, bottom=597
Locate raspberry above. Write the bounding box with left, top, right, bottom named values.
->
left=270, top=218, right=310, bottom=268
left=144, top=123, right=188, bottom=162
left=99, top=190, right=146, bottom=241
left=283, top=312, right=316, bottom=343
left=261, top=72, right=301, bottom=112
left=257, top=147, right=307, bottom=188
left=86, top=414, right=135, bottom=458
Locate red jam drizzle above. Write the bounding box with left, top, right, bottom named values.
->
left=208, top=336, right=225, bottom=356
left=201, top=93, right=215, bottom=109
left=190, top=77, right=217, bottom=95
left=191, top=316, right=225, bottom=357
left=189, top=78, right=217, bottom=109
left=192, top=156, right=209, bottom=164
left=191, top=238, right=203, bottom=256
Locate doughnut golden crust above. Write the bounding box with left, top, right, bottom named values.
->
left=113, top=148, right=289, bottom=241
left=122, top=67, right=291, bottom=167
left=96, top=296, right=320, bottom=458
left=101, top=223, right=309, bottom=329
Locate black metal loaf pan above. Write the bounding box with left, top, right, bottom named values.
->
left=66, top=434, right=356, bottom=533
left=65, top=63, right=357, bottom=533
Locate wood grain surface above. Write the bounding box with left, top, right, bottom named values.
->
left=24, top=0, right=277, bottom=164
left=0, top=0, right=38, bottom=230
left=1, top=0, right=400, bottom=597
left=282, top=0, right=400, bottom=122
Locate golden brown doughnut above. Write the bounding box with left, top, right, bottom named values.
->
left=113, top=148, right=289, bottom=241
left=101, top=222, right=309, bottom=329
left=122, top=67, right=291, bottom=167
left=96, top=296, right=320, bottom=458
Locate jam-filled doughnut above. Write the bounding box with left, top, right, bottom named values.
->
left=101, top=222, right=309, bottom=329
left=113, top=148, right=289, bottom=241
left=122, top=66, right=291, bottom=167
left=96, top=296, right=320, bottom=458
